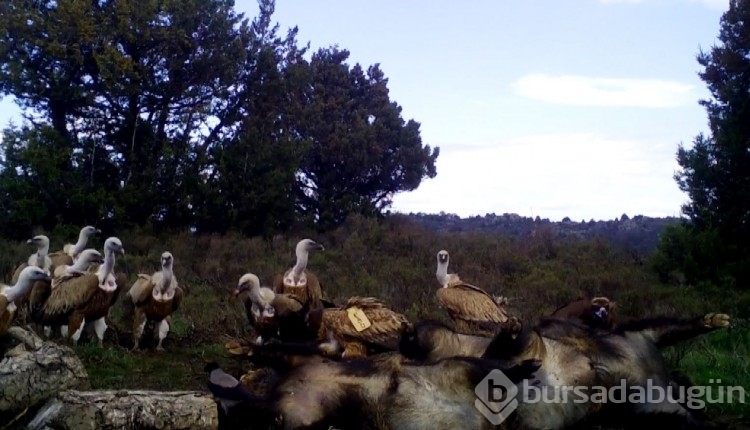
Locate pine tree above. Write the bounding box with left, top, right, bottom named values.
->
left=672, top=0, right=750, bottom=286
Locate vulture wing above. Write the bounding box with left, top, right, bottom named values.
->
left=171, top=287, right=184, bottom=312
left=324, top=297, right=410, bottom=350
left=436, top=284, right=508, bottom=325
left=42, top=274, right=100, bottom=317
left=49, top=252, right=74, bottom=268
left=128, top=274, right=154, bottom=305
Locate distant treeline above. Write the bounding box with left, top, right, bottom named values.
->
left=0, top=0, right=438, bottom=239
left=405, top=212, right=680, bottom=255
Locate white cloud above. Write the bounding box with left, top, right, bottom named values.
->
left=390, top=133, right=686, bottom=221
left=511, top=73, right=695, bottom=108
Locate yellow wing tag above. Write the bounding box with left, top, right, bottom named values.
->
left=346, top=307, right=372, bottom=332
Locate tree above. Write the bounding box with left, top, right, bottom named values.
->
left=0, top=0, right=251, bottom=232
left=670, top=0, right=750, bottom=286
left=0, top=0, right=438, bottom=236
left=193, top=0, right=304, bottom=236
left=291, top=47, right=439, bottom=229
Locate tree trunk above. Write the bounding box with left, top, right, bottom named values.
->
left=27, top=390, right=219, bottom=430
left=0, top=327, right=90, bottom=417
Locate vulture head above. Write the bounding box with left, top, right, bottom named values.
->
left=104, top=237, right=125, bottom=256
left=589, top=297, right=615, bottom=327
left=236, top=273, right=275, bottom=319
left=18, top=266, right=52, bottom=285
left=437, top=250, right=449, bottom=265
left=296, top=238, right=325, bottom=257
left=161, top=251, right=174, bottom=270
left=78, top=249, right=104, bottom=266
left=27, top=235, right=50, bottom=251
left=435, top=250, right=451, bottom=286
left=81, top=225, right=102, bottom=238
left=5, top=266, right=51, bottom=303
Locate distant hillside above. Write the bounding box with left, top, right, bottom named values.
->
left=399, top=212, right=681, bottom=255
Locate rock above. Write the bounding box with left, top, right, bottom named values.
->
left=27, top=390, right=218, bottom=430
left=0, top=327, right=89, bottom=419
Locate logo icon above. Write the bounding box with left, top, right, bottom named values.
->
left=475, top=369, right=519, bottom=425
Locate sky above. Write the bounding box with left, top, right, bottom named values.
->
left=0, top=0, right=729, bottom=222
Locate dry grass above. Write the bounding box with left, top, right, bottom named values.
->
left=1, top=214, right=748, bottom=425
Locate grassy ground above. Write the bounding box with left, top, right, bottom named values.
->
left=2, top=214, right=749, bottom=427
left=662, top=324, right=750, bottom=419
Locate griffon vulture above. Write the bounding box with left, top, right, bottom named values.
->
left=30, top=249, right=104, bottom=337
left=434, top=249, right=510, bottom=336
left=9, top=235, right=54, bottom=325
left=272, top=239, right=325, bottom=310
left=551, top=296, right=617, bottom=330
left=52, top=249, right=104, bottom=280
left=127, top=251, right=184, bottom=351
left=234, top=272, right=308, bottom=345
left=48, top=225, right=101, bottom=267
left=12, top=235, right=53, bottom=281
left=306, top=296, right=411, bottom=358
left=34, top=237, right=125, bottom=345
left=1, top=267, right=51, bottom=335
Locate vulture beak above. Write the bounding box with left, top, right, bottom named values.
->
left=27, top=238, right=35, bottom=244
left=95, top=228, right=102, bottom=234
left=233, top=282, right=249, bottom=298
left=595, top=307, right=608, bottom=319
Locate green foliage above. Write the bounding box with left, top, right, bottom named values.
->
left=663, top=325, right=750, bottom=416
left=0, top=0, right=439, bottom=236
left=668, top=0, right=750, bottom=287
left=651, top=223, right=731, bottom=288
left=291, top=47, right=439, bottom=229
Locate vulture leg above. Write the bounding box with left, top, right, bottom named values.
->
left=68, top=312, right=85, bottom=345
left=132, top=309, right=147, bottom=351
left=93, top=316, right=107, bottom=346
left=156, top=318, right=170, bottom=351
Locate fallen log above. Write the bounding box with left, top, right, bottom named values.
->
left=27, top=390, right=219, bottom=430
left=0, top=326, right=89, bottom=419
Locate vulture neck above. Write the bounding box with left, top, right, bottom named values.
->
left=30, top=241, right=50, bottom=268
left=34, top=248, right=49, bottom=268
left=436, top=261, right=449, bottom=287
left=97, top=247, right=117, bottom=285
left=71, top=231, right=89, bottom=256
left=291, top=247, right=309, bottom=279
left=2, top=275, right=34, bottom=303
left=247, top=278, right=266, bottom=306
left=69, top=256, right=93, bottom=273
left=292, top=243, right=310, bottom=280
left=159, top=264, right=173, bottom=293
